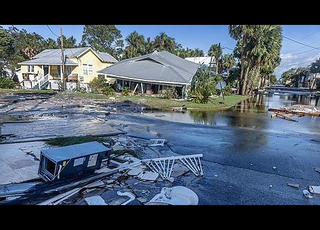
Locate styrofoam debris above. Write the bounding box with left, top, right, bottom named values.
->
left=138, top=171, right=159, bottom=181
left=85, top=196, right=107, bottom=205
left=309, top=186, right=320, bottom=195
left=127, top=168, right=144, bottom=176
left=303, top=190, right=313, bottom=198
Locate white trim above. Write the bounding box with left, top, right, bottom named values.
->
left=97, top=73, right=188, bottom=86
left=83, top=63, right=94, bottom=76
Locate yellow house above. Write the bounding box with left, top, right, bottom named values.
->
left=18, top=47, right=118, bottom=91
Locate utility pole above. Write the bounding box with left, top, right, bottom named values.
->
left=60, top=28, right=66, bottom=91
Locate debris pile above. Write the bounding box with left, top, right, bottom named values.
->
left=269, top=104, right=320, bottom=118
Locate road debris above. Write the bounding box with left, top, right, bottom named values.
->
left=269, top=105, right=320, bottom=117
left=148, top=139, right=166, bottom=147
left=286, top=183, right=300, bottom=189
left=314, top=168, right=320, bottom=174
left=308, top=186, right=320, bottom=195
left=38, top=141, right=111, bottom=182
left=116, top=191, right=135, bottom=205
left=146, top=186, right=198, bottom=205
left=303, top=190, right=313, bottom=199
left=142, top=154, right=203, bottom=181
left=137, top=171, right=159, bottom=181
left=85, top=196, right=107, bottom=205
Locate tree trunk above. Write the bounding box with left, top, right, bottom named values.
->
left=239, top=34, right=247, bottom=95
left=215, top=57, right=218, bottom=74
left=209, top=56, right=214, bottom=71
left=241, top=60, right=251, bottom=95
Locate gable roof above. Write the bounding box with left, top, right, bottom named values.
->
left=19, top=47, right=118, bottom=66
left=98, top=51, right=200, bottom=85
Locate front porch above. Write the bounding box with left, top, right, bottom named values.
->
left=111, top=78, right=187, bottom=99
left=21, top=65, right=79, bottom=90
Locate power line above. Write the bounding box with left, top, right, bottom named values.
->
left=46, top=25, right=59, bottom=38
left=283, top=35, right=320, bottom=50
left=299, top=28, right=320, bottom=40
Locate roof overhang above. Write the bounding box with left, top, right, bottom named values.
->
left=98, top=72, right=188, bottom=86
left=18, top=62, right=78, bottom=66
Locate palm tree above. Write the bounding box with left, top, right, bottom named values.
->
left=222, top=54, right=236, bottom=77
left=208, top=44, right=222, bottom=74
left=145, top=37, right=154, bottom=54
left=153, top=32, right=177, bottom=53
left=123, top=31, right=146, bottom=58
left=229, top=25, right=282, bottom=95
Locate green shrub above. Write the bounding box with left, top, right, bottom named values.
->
left=189, top=68, right=217, bottom=104
left=163, top=87, right=178, bottom=99
left=122, top=87, right=130, bottom=96
left=0, top=77, right=15, bottom=89
left=88, top=78, right=108, bottom=94
left=102, top=86, right=115, bottom=96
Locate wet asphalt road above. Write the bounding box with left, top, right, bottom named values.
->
left=113, top=113, right=320, bottom=205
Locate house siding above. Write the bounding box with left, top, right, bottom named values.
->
left=76, top=50, right=113, bottom=84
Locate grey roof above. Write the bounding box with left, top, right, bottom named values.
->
left=96, top=51, right=118, bottom=63
left=98, top=51, right=200, bottom=85
left=41, top=141, right=109, bottom=162
left=19, top=47, right=117, bottom=66
left=19, top=57, right=77, bottom=66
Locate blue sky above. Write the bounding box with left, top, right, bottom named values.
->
left=2, top=25, right=320, bottom=78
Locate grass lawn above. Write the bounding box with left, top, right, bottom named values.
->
left=0, top=88, right=56, bottom=94
left=115, top=94, right=249, bottom=111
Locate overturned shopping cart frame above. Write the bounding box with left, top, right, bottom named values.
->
left=142, top=154, right=203, bottom=180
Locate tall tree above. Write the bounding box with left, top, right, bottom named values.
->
left=144, top=37, right=154, bottom=54
left=57, top=35, right=77, bottom=48
left=153, top=32, right=177, bottom=53
left=222, top=54, right=236, bottom=77
left=310, top=58, right=320, bottom=89
left=229, top=25, right=282, bottom=95
left=123, top=31, right=146, bottom=58
left=81, top=25, right=123, bottom=56
left=208, top=44, right=222, bottom=74
left=0, top=27, right=15, bottom=77
left=45, top=38, right=58, bottom=49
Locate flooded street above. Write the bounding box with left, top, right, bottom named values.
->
left=1, top=91, right=320, bottom=204
left=143, top=93, right=320, bottom=136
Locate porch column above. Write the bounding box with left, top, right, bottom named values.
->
left=60, top=66, right=63, bottom=82
left=141, top=83, right=144, bottom=94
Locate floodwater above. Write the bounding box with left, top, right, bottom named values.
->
left=143, top=92, right=320, bottom=136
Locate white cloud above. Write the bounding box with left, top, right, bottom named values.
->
left=275, top=51, right=320, bottom=78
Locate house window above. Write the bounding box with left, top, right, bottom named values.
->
left=83, top=64, right=93, bottom=76
left=28, top=65, right=35, bottom=73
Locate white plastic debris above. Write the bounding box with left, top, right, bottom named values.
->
left=148, top=139, right=166, bottom=147
left=286, top=183, right=300, bottom=189
left=303, top=190, right=313, bottom=198
left=138, top=171, right=159, bottom=181
left=146, top=186, right=198, bottom=205
left=117, top=191, right=135, bottom=205
left=314, top=168, right=320, bottom=174
left=272, top=167, right=277, bottom=170
left=143, top=154, right=203, bottom=181
left=308, top=186, right=320, bottom=195
left=85, top=196, right=107, bottom=205
left=127, top=168, right=144, bottom=176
